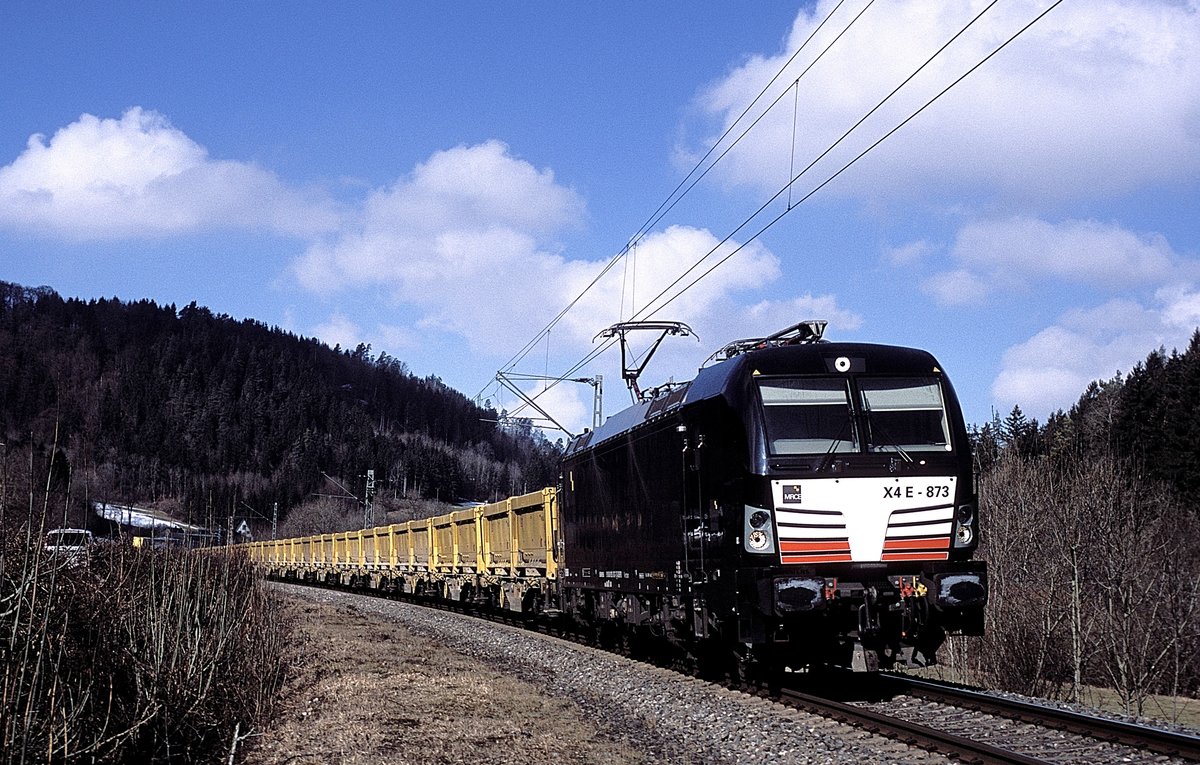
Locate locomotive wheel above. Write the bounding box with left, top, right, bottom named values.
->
left=726, top=647, right=753, bottom=690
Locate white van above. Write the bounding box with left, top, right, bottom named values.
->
left=45, top=528, right=94, bottom=566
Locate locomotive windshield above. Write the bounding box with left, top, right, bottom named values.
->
left=860, top=377, right=952, bottom=453
left=759, top=378, right=858, bottom=455
left=758, top=375, right=952, bottom=456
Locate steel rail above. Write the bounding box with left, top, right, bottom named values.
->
left=780, top=687, right=1052, bottom=765
left=876, top=673, right=1200, bottom=762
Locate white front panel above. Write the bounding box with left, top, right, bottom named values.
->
left=772, top=476, right=956, bottom=562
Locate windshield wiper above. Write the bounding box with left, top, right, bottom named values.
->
left=817, top=416, right=854, bottom=472
left=861, top=396, right=913, bottom=463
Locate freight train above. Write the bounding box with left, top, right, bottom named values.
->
left=243, top=321, right=986, bottom=674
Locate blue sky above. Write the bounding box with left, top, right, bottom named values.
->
left=2, top=1, right=1198, bottom=434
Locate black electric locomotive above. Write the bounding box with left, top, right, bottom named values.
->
left=558, top=321, right=986, bottom=672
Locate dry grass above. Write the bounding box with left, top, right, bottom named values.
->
left=1, top=528, right=292, bottom=764
left=243, top=594, right=646, bottom=765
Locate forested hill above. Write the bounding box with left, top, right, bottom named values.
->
left=973, top=328, right=1200, bottom=508
left=968, top=332, right=1200, bottom=703
left=0, top=281, right=559, bottom=524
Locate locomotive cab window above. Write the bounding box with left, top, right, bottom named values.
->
left=759, top=377, right=858, bottom=455
left=859, top=377, right=952, bottom=453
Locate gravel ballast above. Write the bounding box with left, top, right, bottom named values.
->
left=255, top=583, right=951, bottom=765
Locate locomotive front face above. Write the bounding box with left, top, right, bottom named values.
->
left=752, top=374, right=974, bottom=564
left=735, top=346, right=986, bottom=669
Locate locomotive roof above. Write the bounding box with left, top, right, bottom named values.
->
left=564, top=341, right=944, bottom=456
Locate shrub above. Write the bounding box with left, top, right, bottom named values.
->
left=1, top=529, right=292, bottom=764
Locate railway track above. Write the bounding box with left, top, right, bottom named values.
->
left=781, top=672, right=1200, bottom=765
left=781, top=686, right=1048, bottom=765
left=275, top=575, right=1199, bottom=765
left=875, top=674, right=1200, bottom=762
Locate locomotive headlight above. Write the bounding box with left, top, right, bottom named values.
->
left=743, top=505, right=776, bottom=554
left=956, top=524, right=974, bottom=546
left=955, top=503, right=975, bottom=525
left=953, top=503, right=976, bottom=548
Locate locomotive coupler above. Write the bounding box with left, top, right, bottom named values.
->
left=857, top=585, right=881, bottom=636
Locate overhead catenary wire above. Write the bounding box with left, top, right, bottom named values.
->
left=620, top=0, right=861, bottom=252
left=497, top=1, right=1052, bottom=418
left=480, top=0, right=859, bottom=398
left=494, top=1, right=1063, bottom=424
left=618, top=0, right=1011, bottom=328
left=624, top=0, right=880, bottom=249
left=629, top=0, right=1066, bottom=330
left=496, top=2, right=879, bottom=410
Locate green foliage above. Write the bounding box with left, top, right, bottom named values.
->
left=1111, top=332, right=1200, bottom=505
left=0, top=281, right=560, bottom=522
left=971, top=330, right=1200, bottom=509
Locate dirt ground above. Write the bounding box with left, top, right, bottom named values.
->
left=239, top=593, right=648, bottom=765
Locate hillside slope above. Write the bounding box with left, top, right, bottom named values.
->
left=0, top=281, right=558, bottom=528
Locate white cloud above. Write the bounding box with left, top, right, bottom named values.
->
left=921, top=268, right=989, bottom=306
left=0, top=108, right=339, bottom=239
left=1158, top=283, right=1200, bottom=329
left=954, top=217, right=1176, bottom=285
left=309, top=315, right=416, bottom=357
left=376, top=323, right=418, bottom=350
left=922, top=216, right=1189, bottom=305
left=294, top=141, right=586, bottom=322
left=311, top=312, right=364, bottom=352
left=289, top=140, right=868, bottom=435
left=293, top=142, right=799, bottom=362
left=992, top=288, right=1200, bottom=417
left=734, top=294, right=863, bottom=341
left=688, top=1, right=1200, bottom=205
left=510, top=379, right=590, bottom=435
left=884, top=239, right=935, bottom=266
left=554, top=225, right=784, bottom=343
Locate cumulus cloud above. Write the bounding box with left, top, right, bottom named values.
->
left=731, top=294, right=863, bottom=342
left=553, top=225, right=785, bottom=344
left=294, top=140, right=586, bottom=312
left=0, top=108, right=339, bottom=239
left=955, top=217, right=1175, bottom=285
left=884, top=239, right=935, bottom=267
left=311, top=312, right=365, bottom=352
left=375, top=323, right=418, bottom=350
left=293, top=142, right=809, bottom=362
left=993, top=288, right=1200, bottom=417
left=687, top=0, right=1200, bottom=205
left=921, top=216, right=1188, bottom=306
left=289, top=139, right=869, bottom=436
left=921, top=268, right=989, bottom=306
left=509, top=378, right=592, bottom=435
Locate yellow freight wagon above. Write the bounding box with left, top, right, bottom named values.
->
left=238, top=488, right=558, bottom=615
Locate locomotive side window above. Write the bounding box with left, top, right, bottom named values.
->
left=759, top=378, right=858, bottom=455
left=859, top=377, right=952, bottom=452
